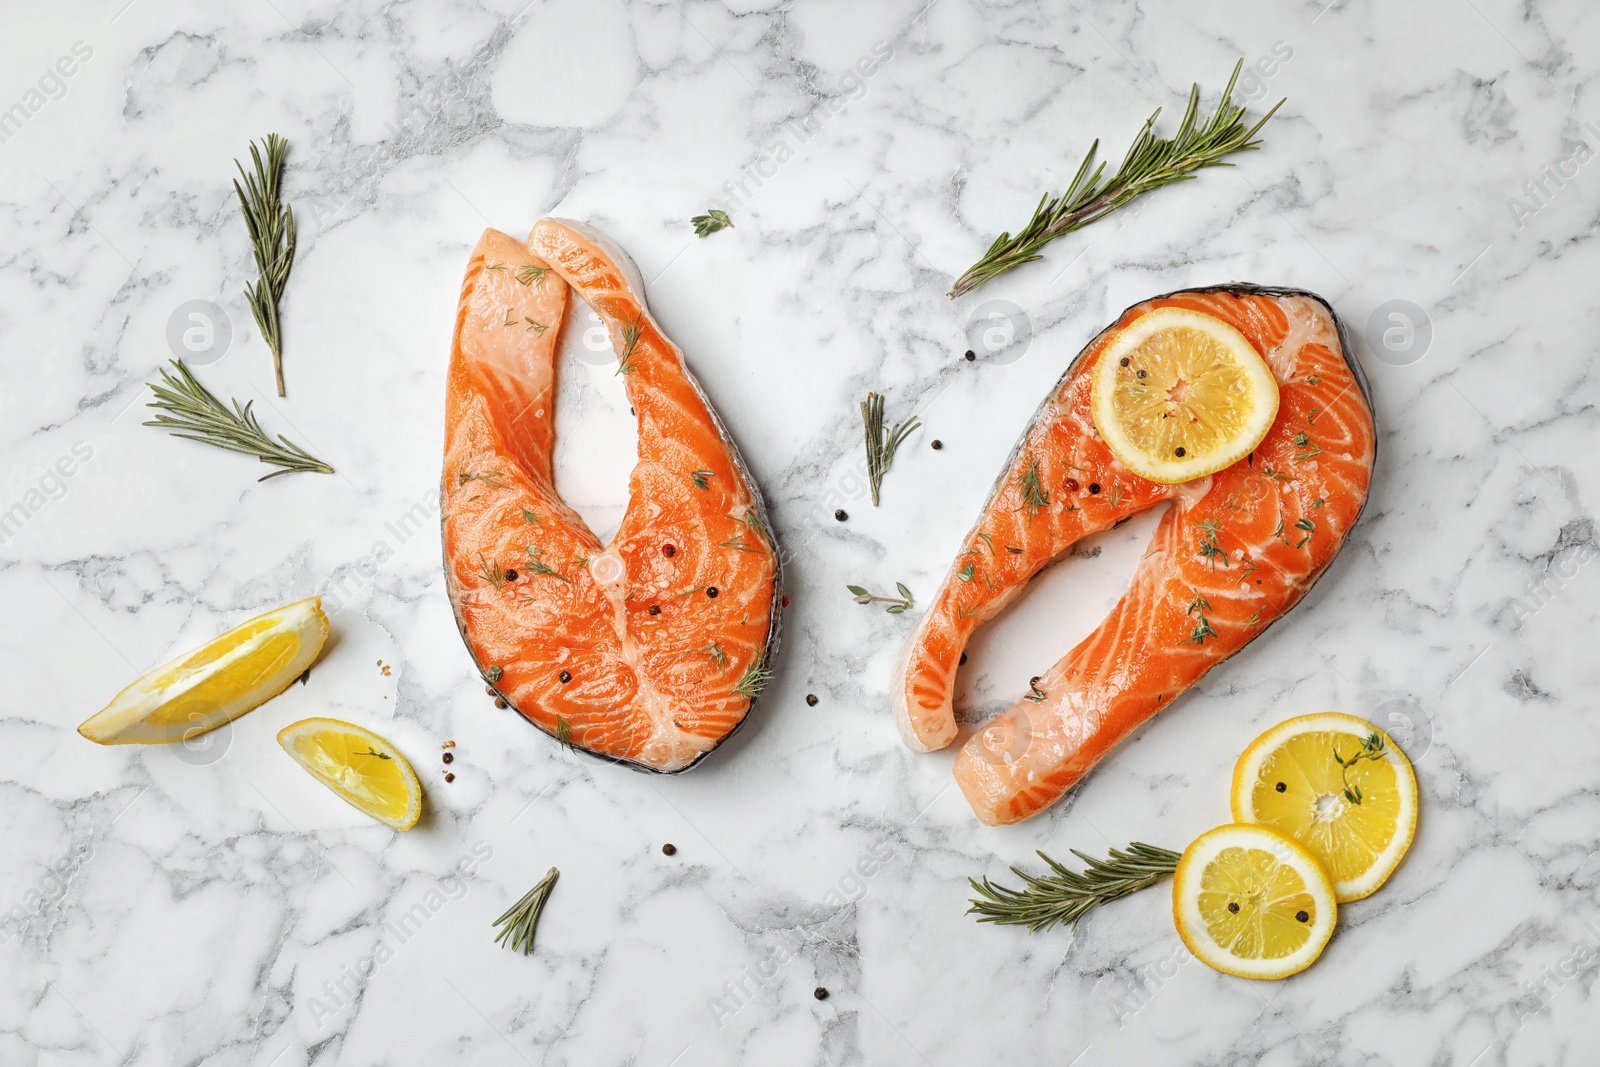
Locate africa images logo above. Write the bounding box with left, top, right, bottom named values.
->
left=0, top=41, right=94, bottom=146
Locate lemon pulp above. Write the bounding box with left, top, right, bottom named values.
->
left=277, top=718, right=422, bottom=831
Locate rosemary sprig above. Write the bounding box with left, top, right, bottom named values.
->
left=860, top=392, right=920, bottom=506
left=492, top=867, right=560, bottom=955
left=968, top=843, right=1182, bottom=932
left=233, top=134, right=297, bottom=395
left=616, top=314, right=645, bottom=375
left=144, top=360, right=333, bottom=480
left=733, top=654, right=773, bottom=699
left=1333, top=732, right=1387, bottom=805
left=692, top=209, right=733, bottom=237
left=517, top=264, right=549, bottom=287
left=948, top=62, right=1282, bottom=298
left=848, top=582, right=914, bottom=614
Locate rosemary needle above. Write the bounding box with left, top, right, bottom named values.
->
left=860, top=392, right=920, bottom=506
left=233, top=133, right=297, bottom=396
left=968, top=842, right=1181, bottom=932
left=948, top=62, right=1282, bottom=298
left=493, top=867, right=560, bottom=955
left=144, top=359, right=333, bottom=480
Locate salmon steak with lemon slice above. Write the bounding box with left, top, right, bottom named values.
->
left=442, top=221, right=781, bottom=773
left=894, top=285, right=1375, bottom=824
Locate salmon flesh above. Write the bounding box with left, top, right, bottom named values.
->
left=442, top=221, right=782, bottom=773
left=893, top=285, right=1375, bottom=824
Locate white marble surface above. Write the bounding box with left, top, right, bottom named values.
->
left=3, top=0, right=1599, bottom=1063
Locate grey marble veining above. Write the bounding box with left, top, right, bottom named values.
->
left=2, top=0, right=1599, bottom=1064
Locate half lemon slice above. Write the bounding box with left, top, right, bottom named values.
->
left=1232, top=712, right=1417, bottom=902
left=78, top=597, right=328, bottom=746
left=1172, top=823, right=1337, bottom=980
left=1090, top=306, right=1280, bottom=483
left=277, top=718, right=422, bottom=831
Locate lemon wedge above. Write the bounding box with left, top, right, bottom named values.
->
left=78, top=597, right=328, bottom=746
left=1232, top=712, right=1417, bottom=902
left=277, top=718, right=422, bottom=831
left=1090, top=306, right=1280, bottom=483
left=1172, top=823, right=1336, bottom=980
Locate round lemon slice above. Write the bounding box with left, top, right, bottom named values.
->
left=277, top=718, right=422, bottom=831
left=1090, top=306, right=1280, bottom=484
left=78, top=596, right=328, bottom=746
left=1172, top=823, right=1337, bottom=980
left=1232, top=712, right=1417, bottom=902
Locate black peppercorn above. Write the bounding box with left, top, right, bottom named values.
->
left=1120, top=357, right=1130, bottom=367
left=1296, top=910, right=1309, bottom=923
left=1174, top=447, right=1185, bottom=457
left=806, top=694, right=818, bottom=706
left=648, top=604, right=660, bottom=615
left=959, top=652, right=967, bottom=665
left=1088, top=483, right=1101, bottom=494
left=1228, top=902, right=1240, bottom=914
left=559, top=671, right=571, bottom=683
left=835, top=509, right=848, bottom=522
left=814, top=987, right=829, bottom=1000
left=707, top=587, right=718, bottom=598
left=963, top=350, right=975, bottom=361
left=1275, top=782, right=1287, bottom=793
left=443, top=752, right=454, bottom=764
left=662, top=544, right=676, bottom=557
left=1136, top=369, right=1146, bottom=379
left=444, top=772, right=455, bottom=783
left=662, top=843, right=677, bottom=856
left=931, top=440, right=943, bottom=450
left=503, top=569, right=518, bottom=581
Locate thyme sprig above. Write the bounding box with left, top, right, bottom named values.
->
left=1333, top=732, right=1387, bottom=805
left=948, top=62, right=1282, bottom=298
left=144, top=360, right=334, bottom=480
left=233, top=134, right=297, bottom=395
left=968, top=843, right=1182, bottom=932
left=492, top=867, right=560, bottom=955
left=692, top=209, right=733, bottom=237
left=860, top=392, right=920, bottom=506
left=848, top=582, right=914, bottom=614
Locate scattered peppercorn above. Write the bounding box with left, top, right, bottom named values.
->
left=503, top=569, right=518, bottom=581
left=484, top=685, right=495, bottom=696
left=662, top=544, right=676, bottom=558
left=1064, top=478, right=1080, bottom=492
left=707, top=587, right=719, bottom=598
left=931, top=440, right=943, bottom=450
left=806, top=694, right=818, bottom=706
left=963, top=350, right=975, bottom=362
left=1029, top=675, right=1040, bottom=686
left=814, top=987, right=829, bottom=1000
left=1296, top=910, right=1309, bottom=923
left=559, top=671, right=572, bottom=683
left=494, top=697, right=507, bottom=709
left=835, top=509, right=848, bottom=522
left=443, top=752, right=454, bottom=764
left=1136, top=369, right=1147, bottom=379
left=1228, top=902, right=1240, bottom=914
left=1275, top=781, right=1287, bottom=793
left=1088, top=483, right=1101, bottom=494
left=1174, top=447, right=1185, bottom=457
left=1119, top=357, right=1130, bottom=367
left=444, top=772, right=455, bottom=783
left=662, top=843, right=677, bottom=856
left=648, top=604, right=661, bottom=615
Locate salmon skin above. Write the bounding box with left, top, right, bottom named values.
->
left=442, top=221, right=781, bottom=773
left=893, top=285, right=1375, bottom=824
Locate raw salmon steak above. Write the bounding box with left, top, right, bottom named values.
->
left=893, top=285, right=1375, bottom=824
left=442, top=222, right=781, bottom=773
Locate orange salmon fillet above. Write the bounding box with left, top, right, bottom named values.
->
left=893, top=286, right=1375, bottom=824
left=442, top=222, right=781, bottom=773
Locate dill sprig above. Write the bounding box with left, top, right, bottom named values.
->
left=233, top=134, right=297, bottom=396
left=848, top=582, right=914, bottom=614
left=702, top=643, right=728, bottom=668
left=517, top=264, right=549, bottom=287
left=1017, top=458, right=1049, bottom=520
left=733, top=654, right=773, bottom=699
left=616, top=314, right=645, bottom=375
left=476, top=553, right=507, bottom=589
left=492, top=867, right=560, bottom=955
left=555, top=716, right=572, bottom=748
left=692, top=209, right=733, bottom=237
left=948, top=62, right=1283, bottom=298
left=968, top=843, right=1182, bottom=932
left=144, top=360, right=333, bottom=480
left=524, top=546, right=569, bottom=583
left=861, top=392, right=920, bottom=506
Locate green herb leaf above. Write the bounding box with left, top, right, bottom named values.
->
left=691, top=208, right=734, bottom=237
left=144, top=360, right=334, bottom=480
left=492, top=867, right=559, bottom=955
left=860, top=392, right=920, bottom=506
left=968, top=843, right=1182, bottom=932
left=233, top=133, right=297, bottom=395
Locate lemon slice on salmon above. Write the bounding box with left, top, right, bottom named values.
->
left=277, top=718, right=422, bottom=830
left=1232, top=713, right=1417, bottom=902
left=1091, top=306, right=1280, bottom=483
left=1172, top=823, right=1337, bottom=980
left=78, top=597, right=328, bottom=746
